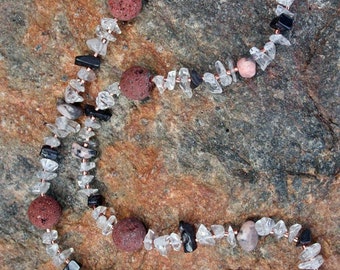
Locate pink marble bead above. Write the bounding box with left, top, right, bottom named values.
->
left=237, top=58, right=256, bottom=78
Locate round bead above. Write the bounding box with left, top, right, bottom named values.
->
left=237, top=57, right=256, bottom=78
left=237, top=220, right=259, bottom=252
left=112, top=218, right=146, bottom=251
left=27, top=195, right=62, bottom=229
left=108, top=0, right=142, bottom=21
left=120, top=66, right=153, bottom=100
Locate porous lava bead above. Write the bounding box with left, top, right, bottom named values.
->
left=237, top=57, right=256, bottom=78
left=27, top=195, right=62, bottom=229
left=108, top=0, right=142, bottom=21
left=120, top=66, right=153, bottom=100
left=112, top=218, right=146, bottom=252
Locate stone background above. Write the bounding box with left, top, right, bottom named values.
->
left=0, top=0, right=339, bottom=269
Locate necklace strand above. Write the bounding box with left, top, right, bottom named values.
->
left=27, top=0, right=325, bottom=269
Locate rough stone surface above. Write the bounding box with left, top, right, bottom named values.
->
left=0, top=0, right=339, bottom=269
left=119, top=66, right=153, bottom=100
left=108, top=0, right=142, bottom=21
left=111, top=218, right=146, bottom=251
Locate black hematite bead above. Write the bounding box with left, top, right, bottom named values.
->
left=297, top=228, right=312, bottom=246
left=63, top=259, right=81, bottom=270
left=190, top=69, right=203, bottom=89
left=40, top=145, right=59, bottom=161
left=75, top=55, right=100, bottom=70
left=270, top=13, right=294, bottom=32
left=179, top=221, right=197, bottom=253
left=88, top=194, right=104, bottom=208
left=84, top=104, right=112, bottom=121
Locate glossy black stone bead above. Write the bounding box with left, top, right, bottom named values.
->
left=75, top=55, right=100, bottom=70
left=270, top=14, right=294, bottom=32
left=179, top=221, right=197, bottom=253
left=84, top=104, right=112, bottom=121
left=40, top=145, right=59, bottom=161
left=190, top=69, right=203, bottom=89
left=296, top=228, right=312, bottom=246
left=88, top=194, right=104, bottom=208
left=63, top=259, right=81, bottom=270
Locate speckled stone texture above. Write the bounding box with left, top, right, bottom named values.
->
left=0, top=0, right=339, bottom=270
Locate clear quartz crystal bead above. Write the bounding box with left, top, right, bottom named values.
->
left=42, top=230, right=58, bottom=244
left=86, top=38, right=108, bottom=56
left=77, top=67, right=96, bottom=82
left=169, top=233, right=182, bottom=251
left=299, top=243, right=322, bottom=262
left=71, top=143, right=97, bottom=159
left=264, top=41, right=276, bottom=60
left=46, top=123, right=70, bottom=138
left=227, top=225, right=237, bottom=248
left=67, top=260, right=81, bottom=270
left=102, top=215, right=117, bottom=235
left=179, top=68, right=193, bottom=98
left=164, top=70, right=176, bottom=90
left=272, top=220, right=287, bottom=238
left=101, top=18, right=121, bottom=34
left=203, top=73, right=223, bottom=94
left=269, top=34, right=291, bottom=46
left=255, top=217, right=275, bottom=236
left=96, top=91, right=115, bottom=110
left=154, top=235, right=170, bottom=256
left=40, top=158, right=58, bottom=172
left=215, top=60, right=232, bottom=86
left=44, top=136, right=61, bottom=147
left=69, top=79, right=85, bottom=92
left=64, top=85, right=84, bottom=104
left=276, top=0, right=295, bottom=9
left=84, top=117, right=101, bottom=130
left=78, top=127, right=96, bottom=140
left=95, top=25, right=116, bottom=42
left=92, top=206, right=107, bottom=220
left=53, top=248, right=74, bottom=266
left=227, top=58, right=237, bottom=82
left=250, top=47, right=273, bottom=71
left=80, top=161, right=96, bottom=172
left=46, top=243, right=59, bottom=257
left=288, top=223, right=302, bottom=243
left=211, top=224, right=225, bottom=239
left=77, top=175, right=95, bottom=188
left=276, top=5, right=295, bottom=17
left=96, top=215, right=107, bottom=230
left=143, top=229, right=156, bottom=250
left=36, top=171, right=57, bottom=181
left=30, top=182, right=50, bottom=194
left=298, top=255, right=324, bottom=270
left=55, top=116, right=80, bottom=134
left=78, top=188, right=98, bottom=197
left=196, top=224, right=215, bottom=245
left=105, top=82, right=120, bottom=96
left=152, top=75, right=165, bottom=94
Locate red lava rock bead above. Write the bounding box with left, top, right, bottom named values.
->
left=27, top=195, right=62, bottom=229
left=108, top=0, right=142, bottom=21
left=119, top=66, right=153, bottom=100
left=112, top=217, right=146, bottom=252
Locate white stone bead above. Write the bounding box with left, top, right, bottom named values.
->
left=77, top=67, right=96, bottom=82
left=298, top=255, right=324, bottom=269
left=168, top=232, right=182, bottom=251
left=203, top=73, right=223, bottom=94
left=255, top=217, right=275, bottom=236
left=227, top=225, right=237, bottom=248
left=92, top=206, right=107, bottom=220
left=44, top=136, right=61, bottom=147
left=196, top=224, right=215, bottom=245
left=237, top=221, right=258, bottom=252
left=211, top=224, right=225, bottom=239
left=164, top=70, right=176, bottom=90
left=143, top=229, right=156, bottom=250
left=30, top=182, right=51, bottom=194
left=272, top=220, right=287, bottom=239
left=269, top=34, right=291, bottom=46
left=42, top=230, right=58, bottom=244
left=179, top=68, right=193, bottom=98
left=46, top=243, right=59, bottom=257
left=288, top=223, right=302, bottom=243
left=299, top=243, right=322, bottom=262
left=154, top=235, right=171, bottom=256
left=96, top=91, right=115, bottom=110
left=71, top=143, right=97, bottom=159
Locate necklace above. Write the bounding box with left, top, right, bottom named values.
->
left=26, top=0, right=326, bottom=269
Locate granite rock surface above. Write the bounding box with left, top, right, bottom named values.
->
left=0, top=0, right=339, bottom=269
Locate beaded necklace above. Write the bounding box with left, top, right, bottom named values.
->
left=27, top=0, right=325, bottom=269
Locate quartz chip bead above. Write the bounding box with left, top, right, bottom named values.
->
left=101, top=215, right=117, bottom=235
left=64, top=260, right=81, bottom=270
left=42, top=229, right=58, bottom=244
left=84, top=104, right=112, bottom=122
left=69, top=79, right=85, bottom=92
left=143, top=229, right=156, bottom=250
left=96, top=25, right=117, bottom=42
left=92, top=206, right=107, bottom=220
left=178, top=68, right=193, bottom=98
left=45, top=124, right=70, bottom=138
left=275, top=5, right=295, bottom=17
left=255, top=217, right=275, bottom=236
left=44, top=137, right=61, bottom=148
left=86, top=38, right=108, bottom=56
left=105, top=82, right=120, bottom=96
left=272, top=220, right=287, bottom=239
left=237, top=221, right=259, bottom=252
left=36, top=170, right=57, bottom=181
left=215, top=61, right=232, bottom=86
left=154, top=235, right=171, bottom=256
left=288, top=223, right=302, bottom=243
left=40, top=158, right=58, bottom=172
left=169, top=233, right=182, bottom=251
left=80, top=161, right=96, bottom=172
left=96, top=91, right=115, bottom=110
left=101, top=18, right=121, bottom=34
left=179, top=221, right=197, bottom=253
left=77, top=67, right=96, bottom=82
left=227, top=225, right=237, bottom=248
left=152, top=75, right=166, bottom=94
left=78, top=188, right=99, bottom=197
left=227, top=58, right=237, bottom=82
left=52, top=248, right=74, bottom=267
left=30, top=182, right=51, bottom=194
left=75, top=55, right=101, bottom=70
left=211, top=224, right=225, bottom=239
left=71, top=142, right=97, bottom=159
left=203, top=73, right=223, bottom=94
left=40, top=145, right=59, bottom=161
left=64, top=85, right=84, bottom=104
left=164, top=70, right=176, bottom=90
left=196, top=224, right=215, bottom=245
left=46, top=243, right=59, bottom=257
left=57, top=103, right=83, bottom=120
left=299, top=243, right=322, bottom=262
left=84, top=117, right=101, bottom=130
left=78, top=127, right=96, bottom=141
left=250, top=47, right=273, bottom=71
left=264, top=41, right=276, bottom=60
left=78, top=175, right=95, bottom=188
left=298, top=255, right=324, bottom=270
left=269, top=34, right=291, bottom=46
left=276, top=0, right=295, bottom=9
left=55, top=116, right=81, bottom=134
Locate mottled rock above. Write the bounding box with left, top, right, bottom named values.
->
left=108, top=0, right=142, bottom=21
left=237, top=221, right=259, bottom=252
left=237, top=57, right=256, bottom=78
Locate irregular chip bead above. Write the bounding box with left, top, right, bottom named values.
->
left=42, top=229, right=58, bottom=244
left=276, top=0, right=295, bottom=9
left=69, top=79, right=85, bottom=92
left=71, top=143, right=97, bottom=159
left=36, top=171, right=57, bottom=181
left=143, top=229, right=156, bottom=250
left=55, top=116, right=81, bottom=134
left=298, top=255, right=324, bottom=270
left=64, top=260, right=81, bottom=270
left=45, top=124, right=70, bottom=138
left=78, top=127, right=96, bottom=141
left=237, top=221, right=259, bottom=252
left=264, top=41, right=276, bottom=60
left=179, top=221, right=197, bottom=253
left=178, top=68, right=193, bottom=98
left=77, top=67, right=96, bottom=82
left=169, top=232, right=182, bottom=251
left=46, top=243, right=59, bottom=257
left=80, top=161, right=96, bottom=172
left=86, top=38, right=108, bottom=56
left=78, top=174, right=95, bottom=188
left=272, top=220, right=287, bottom=238
left=102, top=215, right=117, bottom=236
left=96, top=25, right=116, bottom=42
left=164, top=70, right=176, bottom=90
left=84, top=117, right=101, bottom=130
left=299, top=243, right=321, bottom=262
left=275, top=5, right=295, bottom=17
left=227, top=58, right=237, bottom=82
left=152, top=75, right=165, bottom=94
left=227, top=225, right=237, bottom=247
left=211, top=224, right=225, bottom=239
left=250, top=47, right=273, bottom=71
left=105, top=82, right=121, bottom=96
left=64, top=86, right=84, bottom=104
left=92, top=206, right=107, bottom=220
left=255, top=217, right=275, bottom=236
left=203, top=73, right=222, bottom=94
left=154, top=235, right=171, bottom=256
left=288, top=223, right=302, bottom=243
left=78, top=188, right=99, bottom=197
left=57, top=103, right=83, bottom=120
left=44, top=137, right=61, bottom=148
left=96, top=91, right=115, bottom=110
left=40, top=158, right=58, bottom=172
left=52, top=248, right=74, bottom=267
left=30, top=182, right=51, bottom=194
left=101, top=18, right=121, bottom=34
left=269, top=34, right=291, bottom=46
left=196, top=224, right=215, bottom=245
left=215, top=60, right=232, bottom=86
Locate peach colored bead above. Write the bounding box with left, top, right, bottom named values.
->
left=237, top=58, right=256, bottom=78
